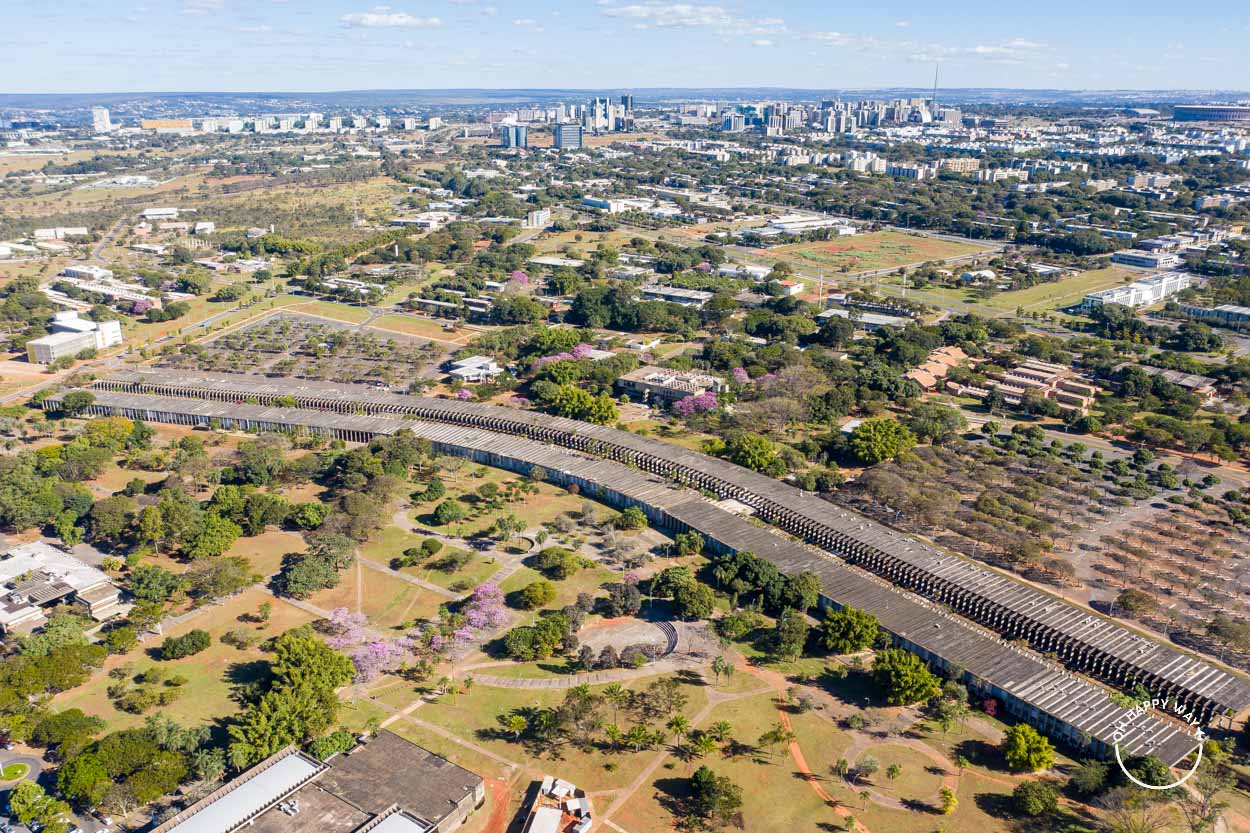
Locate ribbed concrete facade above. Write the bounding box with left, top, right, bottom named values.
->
left=44, top=385, right=1208, bottom=763
left=88, top=368, right=1250, bottom=726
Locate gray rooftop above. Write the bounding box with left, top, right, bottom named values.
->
left=90, top=367, right=1250, bottom=719
left=57, top=380, right=1213, bottom=763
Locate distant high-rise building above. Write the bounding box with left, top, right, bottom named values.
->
left=553, top=123, right=583, bottom=150
left=620, top=94, right=634, bottom=113
left=91, top=106, right=113, bottom=133
left=499, top=124, right=529, bottom=148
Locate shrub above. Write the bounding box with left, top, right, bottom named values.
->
left=160, top=629, right=211, bottom=660
left=516, top=579, right=557, bottom=610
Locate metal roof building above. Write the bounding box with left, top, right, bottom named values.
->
left=47, top=381, right=1221, bottom=764
left=87, top=368, right=1250, bottom=725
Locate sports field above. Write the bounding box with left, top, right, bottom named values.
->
left=771, top=231, right=991, bottom=273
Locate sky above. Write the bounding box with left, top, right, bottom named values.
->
left=6, top=0, right=1250, bottom=94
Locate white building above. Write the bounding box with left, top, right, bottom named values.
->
left=193, top=221, right=216, bottom=235
left=91, top=106, right=113, bottom=134
left=640, top=284, right=713, bottom=308
left=1080, top=272, right=1193, bottom=310
left=447, top=355, right=503, bottom=383
left=140, top=207, right=180, bottom=220
left=0, top=542, right=123, bottom=633
left=26, top=311, right=124, bottom=364
left=34, top=227, right=89, bottom=240
left=1110, top=249, right=1183, bottom=270
left=62, top=264, right=114, bottom=281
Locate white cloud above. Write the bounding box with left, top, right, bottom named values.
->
left=512, top=18, right=535, bottom=25
left=895, top=20, right=910, bottom=28
left=236, top=24, right=272, bottom=32
left=182, top=0, right=223, bottom=16
left=752, top=39, right=772, bottom=47
left=602, top=3, right=783, bottom=36
left=340, top=7, right=443, bottom=28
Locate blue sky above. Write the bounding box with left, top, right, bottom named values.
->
left=6, top=0, right=1250, bottom=93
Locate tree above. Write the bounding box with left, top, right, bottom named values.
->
left=667, top=714, right=692, bottom=746
left=885, top=763, right=902, bottom=787
left=856, top=755, right=879, bottom=784
left=711, top=655, right=734, bottom=685
left=517, top=579, right=557, bottom=610
left=850, top=418, right=917, bottom=465
left=1013, top=780, right=1058, bottom=816
left=724, top=432, right=781, bottom=474
left=614, top=506, right=648, bottom=531
left=504, top=714, right=528, bottom=740
left=432, top=499, right=466, bottom=526
left=9, top=781, right=70, bottom=833
left=533, top=546, right=584, bottom=580
left=939, top=786, right=957, bottom=815
left=906, top=403, right=968, bottom=445
left=129, top=564, right=186, bottom=604
left=818, top=606, right=879, bottom=654
left=772, top=608, right=810, bottom=662
left=871, top=649, right=940, bottom=705
left=1069, top=759, right=1108, bottom=796
left=1001, top=724, right=1055, bottom=772
left=687, top=766, right=743, bottom=830
left=57, top=752, right=111, bottom=806
left=161, top=629, right=211, bottom=660
left=60, top=391, right=96, bottom=416
left=672, top=581, right=715, bottom=621
left=185, top=513, right=242, bottom=560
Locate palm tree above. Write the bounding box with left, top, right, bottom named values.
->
left=602, top=683, right=627, bottom=725
left=667, top=714, right=692, bottom=747
left=706, top=721, right=733, bottom=745
left=691, top=733, right=718, bottom=760
left=624, top=725, right=650, bottom=753
left=955, top=756, right=969, bottom=778
left=859, top=790, right=871, bottom=810
left=435, top=676, right=453, bottom=699
left=711, top=655, right=733, bottom=684
left=604, top=723, right=623, bottom=751
left=505, top=715, right=528, bottom=740
left=832, top=758, right=851, bottom=781
left=885, top=764, right=902, bottom=788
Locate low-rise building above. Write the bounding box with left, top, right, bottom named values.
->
left=26, top=311, right=123, bottom=364
left=1080, top=271, right=1192, bottom=309
left=1110, top=249, right=1183, bottom=270
left=0, top=542, right=123, bottom=633
left=520, top=776, right=594, bottom=833
left=447, top=355, right=503, bottom=383
left=977, top=359, right=1098, bottom=414
left=62, top=264, right=114, bottom=281
left=639, top=284, right=713, bottom=308
left=33, top=227, right=89, bottom=240
left=616, top=365, right=726, bottom=406
left=817, top=308, right=910, bottom=331
left=150, top=732, right=484, bottom=833
left=1181, top=303, right=1250, bottom=330
left=905, top=345, right=968, bottom=390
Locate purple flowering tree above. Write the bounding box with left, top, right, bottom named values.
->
left=732, top=367, right=750, bottom=385
left=672, top=391, right=719, bottom=417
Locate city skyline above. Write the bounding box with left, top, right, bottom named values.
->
left=7, top=0, right=1250, bottom=94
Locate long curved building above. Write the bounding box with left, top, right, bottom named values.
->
left=44, top=369, right=1250, bottom=763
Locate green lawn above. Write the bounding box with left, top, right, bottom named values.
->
left=52, top=590, right=316, bottom=732
left=982, top=267, right=1136, bottom=312
left=0, top=763, right=29, bottom=780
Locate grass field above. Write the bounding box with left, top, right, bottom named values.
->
left=411, top=673, right=712, bottom=792
left=308, top=561, right=448, bottom=630
left=771, top=231, right=990, bottom=273
left=372, top=313, right=471, bottom=343
left=0, top=763, right=29, bottom=780
left=51, top=589, right=316, bottom=732
left=982, top=267, right=1136, bottom=312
